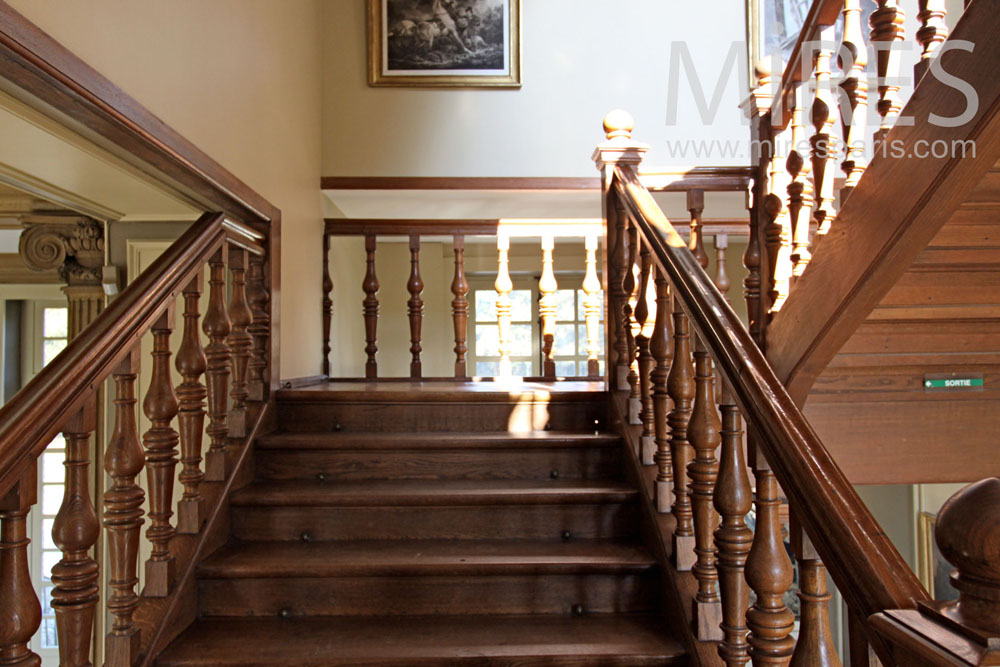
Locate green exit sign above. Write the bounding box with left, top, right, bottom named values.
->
left=924, top=377, right=984, bottom=390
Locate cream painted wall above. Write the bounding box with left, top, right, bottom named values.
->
left=7, top=0, right=325, bottom=379
left=322, top=0, right=750, bottom=176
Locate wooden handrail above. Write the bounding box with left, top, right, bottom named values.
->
left=0, top=211, right=228, bottom=499
left=611, top=163, right=929, bottom=626
left=325, top=217, right=752, bottom=237
left=637, top=166, right=753, bottom=192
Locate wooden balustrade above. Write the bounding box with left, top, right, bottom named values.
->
left=538, top=235, right=558, bottom=379
left=0, top=211, right=272, bottom=666
left=362, top=234, right=380, bottom=379
left=228, top=247, right=253, bottom=437
left=651, top=267, right=673, bottom=512
left=635, top=242, right=655, bottom=464
left=451, top=235, right=470, bottom=378
left=406, top=235, right=424, bottom=379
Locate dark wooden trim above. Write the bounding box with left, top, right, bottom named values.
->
left=612, top=164, right=929, bottom=638
left=278, top=375, right=329, bottom=390
left=321, top=177, right=600, bottom=190
left=0, top=212, right=228, bottom=499
left=766, top=0, right=1000, bottom=404
left=0, top=1, right=279, bottom=226
left=325, top=218, right=750, bottom=237
left=637, top=165, right=755, bottom=192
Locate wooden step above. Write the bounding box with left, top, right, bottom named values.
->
left=198, top=539, right=656, bottom=578
left=254, top=431, right=623, bottom=481
left=230, top=480, right=640, bottom=541
left=275, top=386, right=608, bottom=433
left=155, top=614, right=688, bottom=666
left=196, top=539, right=658, bottom=617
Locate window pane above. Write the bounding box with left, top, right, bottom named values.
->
left=48, top=434, right=65, bottom=451
left=577, top=323, right=604, bottom=355
left=554, top=290, right=575, bottom=321
left=555, top=360, right=577, bottom=377
left=475, top=325, right=499, bottom=357
left=42, top=452, right=64, bottom=484
left=42, top=484, right=64, bottom=515
left=41, top=584, right=55, bottom=615
left=578, top=360, right=590, bottom=376
left=510, top=324, right=533, bottom=356
left=43, top=308, right=68, bottom=339
left=42, top=518, right=55, bottom=550
left=553, top=324, right=575, bottom=356
left=42, top=550, right=60, bottom=580
left=510, top=291, right=532, bottom=321
left=476, top=361, right=499, bottom=377
left=43, top=339, right=67, bottom=366
left=475, top=291, right=498, bottom=322
left=511, top=361, right=532, bottom=377
left=40, top=616, right=58, bottom=649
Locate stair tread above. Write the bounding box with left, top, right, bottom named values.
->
left=198, top=539, right=656, bottom=578
left=231, top=479, right=638, bottom=507
left=156, top=614, right=686, bottom=666
left=257, top=431, right=619, bottom=450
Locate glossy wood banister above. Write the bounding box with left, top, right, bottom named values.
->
left=611, top=163, right=929, bottom=632
left=0, top=212, right=227, bottom=500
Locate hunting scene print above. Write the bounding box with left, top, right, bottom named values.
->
left=387, top=0, right=506, bottom=71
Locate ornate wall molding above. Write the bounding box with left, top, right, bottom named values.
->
left=19, top=214, right=104, bottom=287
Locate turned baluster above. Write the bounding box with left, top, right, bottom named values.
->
left=52, top=400, right=100, bottom=667
left=0, top=470, right=41, bottom=667
left=495, top=233, right=513, bottom=377
left=143, top=309, right=180, bottom=597
left=689, top=334, right=723, bottom=640
left=451, top=235, right=470, bottom=378
left=744, top=199, right=764, bottom=348
left=538, top=235, right=558, bottom=379
left=104, top=350, right=145, bottom=667
left=839, top=0, right=869, bottom=203
left=582, top=233, right=602, bottom=377
left=624, top=221, right=641, bottom=424
left=247, top=253, right=270, bottom=401
left=790, top=528, right=841, bottom=667
left=668, top=302, right=697, bottom=570
left=787, top=87, right=814, bottom=280
left=746, top=447, right=796, bottom=665
left=713, top=233, right=731, bottom=404
left=227, top=246, right=252, bottom=437
left=407, top=234, right=424, bottom=379
left=688, top=190, right=708, bottom=269
left=870, top=0, right=906, bottom=149
left=176, top=273, right=207, bottom=534
left=714, top=389, right=753, bottom=666
left=811, top=24, right=838, bottom=239
left=636, top=242, right=655, bottom=464
left=610, top=198, right=630, bottom=390
left=362, top=234, right=380, bottom=379
left=203, top=246, right=232, bottom=482
left=321, top=233, right=332, bottom=377
left=766, top=123, right=793, bottom=313
left=914, top=0, right=948, bottom=81
left=651, top=268, right=673, bottom=511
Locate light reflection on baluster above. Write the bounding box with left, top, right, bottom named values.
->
left=668, top=302, right=696, bottom=570
left=839, top=0, right=869, bottom=203
left=625, top=221, right=641, bottom=424
left=766, top=122, right=793, bottom=314
left=651, top=268, right=673, bottom=511
left=914, top=0, right=947, bottom=82
left=495, top=233, right=513, bottom=377
left=811, top=24, right=838, bottom=240
left=538, top=235, right=558, bottom=379
left=635, top=242, right=655, bottom=464
left=611, top=198, right=630, bottom=390
left=582, top=233, right=602, bottom=378
left=787, top=86, right=814, bottom=280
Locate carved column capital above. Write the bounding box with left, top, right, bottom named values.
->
left=19, top=214, right=104, bottom=287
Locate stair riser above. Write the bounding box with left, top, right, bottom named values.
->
left=199, top=573, right=659, bottom=617
left=232, top=504, right=640, bottom=541
left=276, top=401, right=608, bottom=433
left=255, top=447, right=622, bottom=481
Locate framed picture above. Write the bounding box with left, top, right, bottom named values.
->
left=367, top=0, right=521, bottom=88
left=918, top=511, right=959, bottom=601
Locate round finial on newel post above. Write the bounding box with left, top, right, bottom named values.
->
left=935, top=477, right=1000, bottom=634
left=603, top=109, right=634, bottom=140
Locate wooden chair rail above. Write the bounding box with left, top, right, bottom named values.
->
left=0, top=211, right=248, bottom=499
left=610, top=163, right=929, bottom=627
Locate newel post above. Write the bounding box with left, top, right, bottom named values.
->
left=593, top=110, right=648, bottom=391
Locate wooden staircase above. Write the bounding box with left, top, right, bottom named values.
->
left=155, top=384, right=688, bottom=666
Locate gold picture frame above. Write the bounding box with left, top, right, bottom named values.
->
left=367, top=0, right=521, bottom=88
left=918, top=511, right=959, bottom=601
